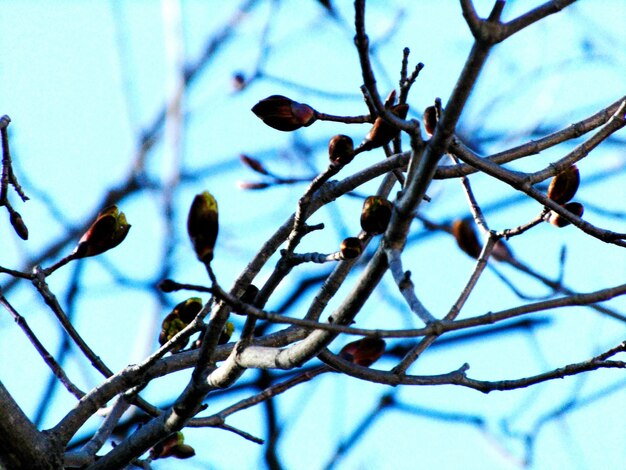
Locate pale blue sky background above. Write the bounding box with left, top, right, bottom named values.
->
left=1, top=1, right=625, bottom=468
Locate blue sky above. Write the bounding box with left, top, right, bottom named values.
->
left=1, top=1, right=625, bottom=468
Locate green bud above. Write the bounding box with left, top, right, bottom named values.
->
left=187, top=191, right=219, bottom=264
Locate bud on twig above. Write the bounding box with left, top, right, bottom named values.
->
left=74, top=205, right=131, bottom=258
left=187, top=192, right=219, bottom=264
left=237, top=181, right=272, bottom=190
left=251, top=95, right=318, bottom=131
left=176, top=297, right=203, bottom=323
left=547, top=165, right=580, bottom=204
left=150, top=432, right=195, bottom=460
left=328, top=134, right=354, bottom=166
left=159, top=297, right=203, bottom=352
left=360, top=196, right=393, bottom=235
left=9, top=210, right=28, bottom=240
left=159, top=313, right=187, bottom=351
left=359, top=104, right=409, bottom=151
left=340, top=237, right=363, bottom=259
left=451, top=219, right=481, bottom=259
left=423, top=105, right=437, bottom=136
left=548, top=202, right=584, bottom=227
left=339, top=337, right=386, bottom=367
left=240, top=154, right=270, bottom=175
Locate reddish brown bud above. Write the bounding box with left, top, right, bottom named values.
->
left=360, top=196, right=393, bottom=235
left=423, top=105, right=437, bottom=136
left=74, top=205, right=131, bottom=258
left=237, top=181, right=272, bottom=190
left=548, top=202, right=584, bottom=227
left=451, top=219, right=481, bottom=259
left=339, top=337, right=386, bottom=367
left=10, top=210, right=28, bottom=240
left=360, top=103, right=409, bottom=151
left=328, top=134, right=354, bottom=166
left=340, top=237, right=363, bottom=259
left=240, top=154, right=269, bottom=175
left=187, top=191, right=219, bottom=264
left=547, top=165, right=580, bottom=204
left=251, top=95, right=317, bottom=131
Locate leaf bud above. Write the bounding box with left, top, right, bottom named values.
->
left=10, top=210, right=28, bottom=240
left=328, top=134, right=354, bottom=166
left=360, top=196, right=393, bottom=235
left=547, top=165, right=580, bottom=204
left=451, top=219, right=481, bottom=259
left=360, top=103, right=409, bottom=151
left=187, top=191, right=219, bottom=264
left=74, top=205, right=131, bottom=258
left=237, top=181, right=272, bottom=190
left=340, top=237, right=363, bottom=259
left=240, top=154, right=270, bottom=175
left=150, top=432, right=195, bottom=460
left=339, top=337, right=386, bottom=367
left=548, top=202, right=584, bottom=227
left=251, top=95, right=317, bottom=131
left=175, top=297, right=203, bottom=324
left=423, top=105, right=438, bottom=136
left=159, top=312, right=188, bottom=351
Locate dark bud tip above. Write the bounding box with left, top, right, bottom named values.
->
left=251, top=95, right=317, bottom=131
left=328, top=134, right=354, bottom=166
left=451, top=219, right=481, bottom=259
left=240, top=154, right=269, bottom=175
left=339, top=337, right=386, bottom=367
left=237, top=181, right=272, bottom=190
left=10, top=211, right=28, bottom=240
left=340, top=237, right=363, bottom=259
left=548, top=201, right=584, bottom=228
left=360, top=196, right=393, bottom=235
